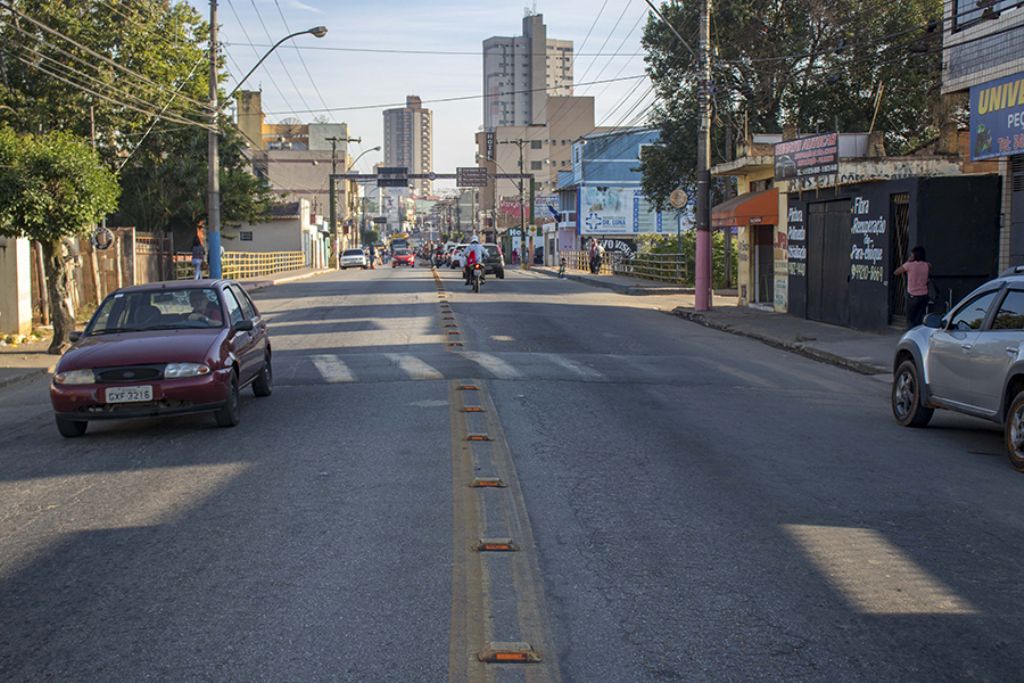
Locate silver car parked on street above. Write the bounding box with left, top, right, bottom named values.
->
left=892, top=269, right=1024, bottom=471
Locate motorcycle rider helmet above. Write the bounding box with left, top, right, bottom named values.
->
left=470, top=236, right=479, bottom=243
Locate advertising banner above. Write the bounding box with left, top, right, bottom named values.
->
left=970, top=71, right=1024, bottom=160
left=499, top=197, right=521, bottom=218
left=534, top=194, right=558, bottom=223
left=774, top=133, right=838, bottom=181
left=578, top=186, right=663, bottom=235
left=485, top=132, right=496, bottom=161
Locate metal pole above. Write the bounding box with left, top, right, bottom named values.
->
left=694, top=0, right=712, bottom=310
left=207, top=0, right=221, bottom=278
left=518, top=140, right=526, bottom=270
left=329, top=138, right=338, bottom=268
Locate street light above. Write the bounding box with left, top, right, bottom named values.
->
left=346, top=146, right=379, bottom=249
left=207, top=0, right=327, bottom=278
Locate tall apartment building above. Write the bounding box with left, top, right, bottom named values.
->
left=382, top=95, right=433, bottom=195
left=483, top=12, right=573, bottom=130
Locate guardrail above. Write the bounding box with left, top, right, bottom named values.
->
left=562, top=250, right=691, bottom=284
left=174, top=251, right=306, bottom=280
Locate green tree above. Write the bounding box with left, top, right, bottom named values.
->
left=361, top=229, right=380, bottom=245
left=640, top=0, right=942, bottom=209
left=0, top=127, right=120, bottom=353
left=0, top=1, right=272, bottom=236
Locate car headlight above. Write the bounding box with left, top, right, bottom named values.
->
left=164, top=362, right=211, bottom=378
left=54, top=369, right=95, bottom=385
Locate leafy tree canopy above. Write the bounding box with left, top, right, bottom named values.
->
left=641, top=0, right=943, bottom=209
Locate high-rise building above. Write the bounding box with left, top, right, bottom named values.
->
left=483, top=12, right=573, bottom=130
left=382, top=95, right=433, bottom=195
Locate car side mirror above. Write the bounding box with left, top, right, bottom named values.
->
left=923, top=313, right=943, bottom=329
left=69, top=331, right=82, bottom=342
left=233, top=319, right=254, bottom=332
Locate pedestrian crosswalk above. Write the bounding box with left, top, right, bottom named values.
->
left=270, top=349, right=844, bottom=392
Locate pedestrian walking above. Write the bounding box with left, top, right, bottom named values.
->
left=895, top=245, right=931, bottom=329
left=190, top=236, right=205, bottom=280
left=511, top=248, right=519, bottom=265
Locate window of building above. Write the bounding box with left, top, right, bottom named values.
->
left=530, top=140, right=543, bottom=149
left=240, top=231, right=253, bottom=241
left=530, top=161, right=543, bottom=170
left=952, top=0, right=1022, bottom=30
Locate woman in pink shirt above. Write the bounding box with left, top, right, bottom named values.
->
left=895, top=245, right=931, bottom=329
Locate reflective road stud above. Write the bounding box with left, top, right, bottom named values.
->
left=478, top=642, right=541, bottom=664
left=477, top=538, right=518, bottom=552
left=470, top=477, right=506, bottom=488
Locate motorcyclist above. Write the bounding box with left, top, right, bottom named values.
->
left=463, top=235, right=486, bottom=285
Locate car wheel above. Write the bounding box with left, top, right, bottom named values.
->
left=55, top=416, right=87, bottom=438
left=215, top=372, right=241, bottom=428
left=1005, top=391, right=1024, bottom=472
left=892, top=360, right=933, bottom=428
left=252, top=354, right=273, bottom=397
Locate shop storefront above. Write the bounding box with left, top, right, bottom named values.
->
left=712, top=188, right=781, bottom=309
left=786, top=176, right=1002, bottom=331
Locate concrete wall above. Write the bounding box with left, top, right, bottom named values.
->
left=0, top=237, right=33, bottom=335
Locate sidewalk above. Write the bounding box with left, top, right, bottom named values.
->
left=672, top=305, right=900, bottom=375
left=238, top=266, right=332, bottom=291
left=529, top=264, right=898, bottom=375
left=531, top=265, right=707, bottom=296
left=0, top=338, right=56, bottom=389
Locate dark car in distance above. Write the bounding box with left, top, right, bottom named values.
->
left=50, top=280, right=272, bottom=437
left=483, top=243, right=505, bottom=279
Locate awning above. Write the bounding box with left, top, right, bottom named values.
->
left=711, top=187, right=778, bottom=228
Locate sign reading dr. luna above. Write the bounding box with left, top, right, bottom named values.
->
left=970, top=71, right=1024, bottom=160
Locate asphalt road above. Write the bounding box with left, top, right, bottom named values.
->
left=1, top=264, right=1023, bottom=682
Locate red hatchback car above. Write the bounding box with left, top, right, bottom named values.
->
left=50, top=280, right=272, bottom=437
left=391, top=248, right=415, bottom=268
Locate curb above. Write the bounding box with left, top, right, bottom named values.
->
left=671, top=307, right=888, bottom=376
left=243, top=268, right=332, bottom=292
left=0, top=365, right=52, bottom=390
left=530, top=267, right=695, bottom=296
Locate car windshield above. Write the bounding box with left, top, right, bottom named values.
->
left=394, top=249, right=409, bottom=256
left=485, top=245, right=500, bottom=258
left=343, top=249, right=364, bottom=256
left=86, top=288, right=224, bottom=335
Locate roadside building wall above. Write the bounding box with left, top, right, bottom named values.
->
left=0, top=237, right=33, bottom=335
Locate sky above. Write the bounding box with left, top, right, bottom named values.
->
left=191, top=0, right=653, bottom=190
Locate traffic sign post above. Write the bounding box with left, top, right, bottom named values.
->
left=456, top=167, right=489, bottom=188
left=377, top=167, right=409, bottom=188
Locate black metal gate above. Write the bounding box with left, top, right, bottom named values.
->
left=806, top=200, right=851, bottom=326
left=889, top=192, right=911, bottom=325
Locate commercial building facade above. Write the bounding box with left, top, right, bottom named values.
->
left=942, top=0, right=1024, bottom=268
left=483, top=12, right=573, bottom=130
left=382, top=95, right=433, bottom=196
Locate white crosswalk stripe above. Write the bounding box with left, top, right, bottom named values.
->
left=385, top=353, right=444, bottom=380
left=459, top=351, right=522, bottom=379
left=311, top=354, right=355, bottom=383
left=540, top=353, right=605, bottom=380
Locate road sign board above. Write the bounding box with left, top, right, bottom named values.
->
left=372, top=217, right=388, bottom=224
left=377, top=166, right=408, bottom=188
left=457, top=167, right=489, bottom=188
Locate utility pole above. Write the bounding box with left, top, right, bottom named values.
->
left=499, top=138, right=529, bottom=269
left=207, top=0, right=221, bottom=278
left=694, top=0, right=713, bottom=310
left=326, top=135, right=361, bottom=268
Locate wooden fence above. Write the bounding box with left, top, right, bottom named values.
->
left=562, top=250, right=691, bottom=284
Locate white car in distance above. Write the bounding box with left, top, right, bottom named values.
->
left=340, top=248, right=368, bottom=269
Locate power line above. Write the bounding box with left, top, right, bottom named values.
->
left=223, top=0, right=304, bottom=122
left=246, top=0, right=315, bottom=114
left=577, top=1, right=634, bottom=88
left=0, top=0, right=213, bottom=113
left=271, top=0, right=334, bottom=122
left=0, top=44, right=215, bottom=132
left=220, top=41, right=646, bottom=57
left=263, top=74, right=648, bottom=115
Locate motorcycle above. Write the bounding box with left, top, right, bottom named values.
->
left=470, top=263, right=485, bottom=293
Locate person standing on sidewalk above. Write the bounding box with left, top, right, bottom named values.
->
left=895, top=245, right=931, bottom=329
left=190, top=237, right=205, bottom=280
